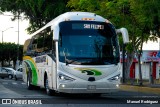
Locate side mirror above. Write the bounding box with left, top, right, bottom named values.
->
left=116, top=28, right=129, bottom=44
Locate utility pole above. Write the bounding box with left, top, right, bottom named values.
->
left=16, top=11, right=20, bottom=70
left=122, top=44, right=126, bottom=83
left=122, top=4, right=126, bottom=83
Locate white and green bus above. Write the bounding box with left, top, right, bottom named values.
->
left=22, top=12, right=129, bottom=96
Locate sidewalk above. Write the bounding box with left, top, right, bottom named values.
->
left=120, top=84, right=160, bottom=95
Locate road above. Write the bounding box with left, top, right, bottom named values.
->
left=0, top=78, right=160, bottom=107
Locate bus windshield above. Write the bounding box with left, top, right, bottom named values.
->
left=58, top=21, right=119, bottom=65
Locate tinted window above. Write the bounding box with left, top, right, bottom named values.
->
left=26, top=27, right=55, bottom=56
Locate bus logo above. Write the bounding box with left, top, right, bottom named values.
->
left=75, top=68, right=102, bottom=76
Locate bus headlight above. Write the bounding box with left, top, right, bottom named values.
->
left=58, top=73, right=75, bottom=82
left=108, top=74, right=120, bottom=81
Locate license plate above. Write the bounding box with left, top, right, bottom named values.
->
left=87, top=85, right=96, bottom=90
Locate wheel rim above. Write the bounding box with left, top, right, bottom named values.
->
left=9, top=75, right=12, bottom=79
left=27, top=78, right=30, bottom=87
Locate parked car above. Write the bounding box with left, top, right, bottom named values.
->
left=3, top=67, right=16, bottom=79
left=0, top=67, right=15, bottom=79
left=14, top=67, right=23, bottom=80
left=0, top=67, right=8, bottom=79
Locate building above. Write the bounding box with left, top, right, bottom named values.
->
left=121, top=51, right=160, bottom=80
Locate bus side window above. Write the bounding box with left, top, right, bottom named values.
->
left=26, top=27, right=55, bottom=56
left=37, top=34, right=44, bottom=53
left=23, top=39, right=31, bottom=55
left=29, top=37, right=38, bottom=56
left=44, top=29, right=55, bottom=54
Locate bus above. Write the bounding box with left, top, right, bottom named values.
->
left=22, top=12, right=129, bottom=96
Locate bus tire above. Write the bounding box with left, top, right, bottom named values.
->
left=45, top=76, right=55, bottom=96
left=27, top=74, right=34, bottom=90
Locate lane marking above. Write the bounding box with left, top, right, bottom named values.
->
left=21, top=82, right=26, bottom=85
left=12, top=82, right=17, bottom=85
left=1, top=81, right=26, bottom=85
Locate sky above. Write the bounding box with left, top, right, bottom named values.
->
left=0, top=12, right=31, bottom=45
left=0, top=12, right=159, bottom=50
left=143, top=41, right=159, bottom=50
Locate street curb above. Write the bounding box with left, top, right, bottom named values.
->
left=120, top=85, right=160, bottom=95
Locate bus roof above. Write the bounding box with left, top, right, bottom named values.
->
left=30, top=12, right=107, bottom=37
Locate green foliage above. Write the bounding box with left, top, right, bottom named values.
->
left=67, top=0, right=101, bottom=12
left=130, top=0, right=160, bottom=35
left=0, top=42, right=23, bottom=66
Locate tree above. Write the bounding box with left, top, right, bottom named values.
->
left=0, top=42, right=23, bottom=68
left=129, top=0, right=160, bottom=37
left=67, top=0, right=160, bottom=85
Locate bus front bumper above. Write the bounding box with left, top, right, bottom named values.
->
left=57, top=82, right=119, bottom=93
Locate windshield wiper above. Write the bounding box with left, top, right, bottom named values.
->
left=66, top=59, right=80, bottom=65
left=63, top=50, right=80, bottom=65
left=63, top=52, right=70, bottom=65
left=63, top=48, right=69, bottom=65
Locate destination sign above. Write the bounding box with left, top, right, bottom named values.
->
left=72, top=24, right=104, bottom=30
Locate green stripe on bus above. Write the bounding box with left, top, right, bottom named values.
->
left=26, top=60, right=38, bottom=85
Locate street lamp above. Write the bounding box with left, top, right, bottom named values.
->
left=15, top=30, right=20, bottom=70
left=1, top=27, right=14, bottom=43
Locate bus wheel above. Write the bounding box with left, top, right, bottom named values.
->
left=27, top=74, right=33, bottom=90
left=45, top=77, right=55, bottom=96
